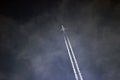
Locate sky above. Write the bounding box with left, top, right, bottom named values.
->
left=0, top=0, right=120, bottom=80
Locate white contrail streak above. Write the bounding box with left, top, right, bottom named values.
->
left=66, top=36, right=84, bottom=80
left=64, top=36, right=79, bottom=80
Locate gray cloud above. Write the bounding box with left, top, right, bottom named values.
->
left=0, top=0, right=120, bottom=80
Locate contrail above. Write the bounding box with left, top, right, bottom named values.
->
left=66, top=36, right=84, bottom=80
left=64, top=36, right=79, bottom=80
left=61, top=25, right=84, bottom=80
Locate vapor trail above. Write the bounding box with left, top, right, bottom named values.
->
left=64, top=36, right=79, bottom=80
left=66, top=36, right=84, bottom=80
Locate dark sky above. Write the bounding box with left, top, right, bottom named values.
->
left=0, top=0, right=120, bottom=80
